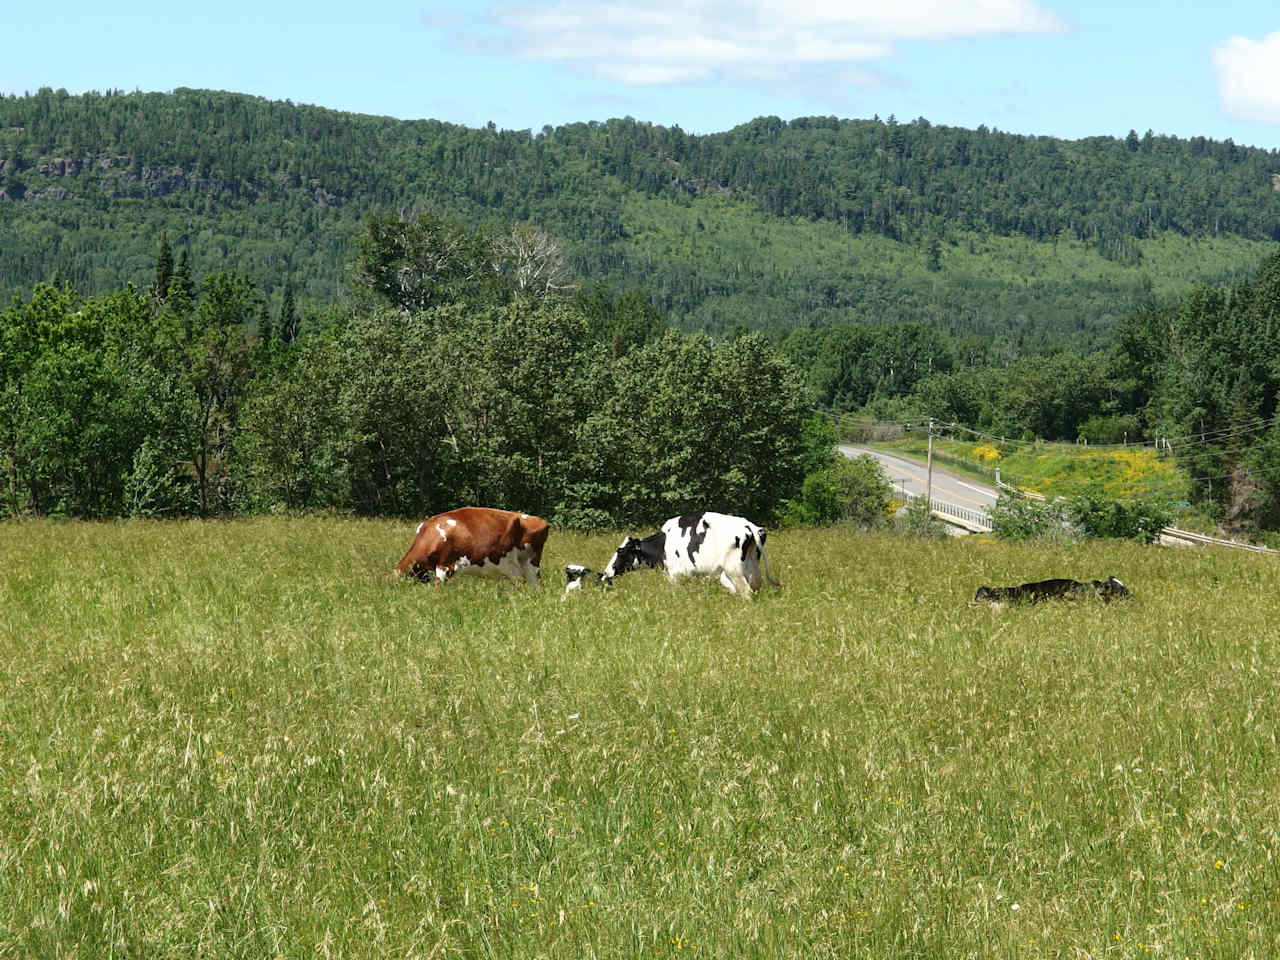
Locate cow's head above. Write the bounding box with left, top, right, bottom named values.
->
left=601, top=533, right=664, bottom=584
left=1095, top=576, right=1132, bottom=599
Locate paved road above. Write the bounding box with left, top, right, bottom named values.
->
left=839, top=445, right=999, bottom=517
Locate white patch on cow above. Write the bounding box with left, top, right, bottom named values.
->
left=446, top=518, right=457, bottom=527
left=660, top=512, right=768, bottom=597
left=446, top=544, right=542, bottom=586
left=602, top=537, right=631, bottom=580
left=434, top=565, right=450, bottom=582
left=436, top=524, right=448, bottom=539
left=416, top=521, right=425, bottom=536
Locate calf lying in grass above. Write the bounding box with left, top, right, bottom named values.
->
left=562, top=564, right=604, bottom=600
left=974, top=576, right=1131, bottom=605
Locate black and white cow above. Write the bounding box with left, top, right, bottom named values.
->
left=974, top=576, right=1131, bottom=604
left=601, top=512, right=779, bottom=596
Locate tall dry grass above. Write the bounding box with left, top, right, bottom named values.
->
left=1, top=518, right=1277, bottom=958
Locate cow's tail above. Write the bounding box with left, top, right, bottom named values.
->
left=753, top=529, right=782, bottom=588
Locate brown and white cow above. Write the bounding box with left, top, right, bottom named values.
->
left=394, top=507, right=550, bottom=586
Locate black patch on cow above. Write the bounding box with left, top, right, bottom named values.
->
left=605, top=531, right=666, bottom=583
left=975, top=576, right=1133, bottom=604
left=677, top=513, right=710, bottom=564
left=637, top=532, right=666, bottom=568
left=974, top=578, right=1087, bottom=603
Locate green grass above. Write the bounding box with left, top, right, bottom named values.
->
left=3, top=518, right=1279, bottom=958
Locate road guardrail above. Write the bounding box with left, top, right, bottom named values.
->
left=1158, top=527, right=1278, bottom=554
left=896, top=491, right=993, bottom=533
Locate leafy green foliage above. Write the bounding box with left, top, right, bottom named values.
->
left=987, top=492, right=1071, bottom=541
left=780, top=454, right=892, bottom=528
left=0, top=213, right=812, bottom=524
left=1109, top=250, right=1280, bottom=533
left=1065, top=495, right=1175, bottom=543
left=349, top=208, right=502, bottom=313
left=909, top=352, right=1115, bottom=441
left=894, top=495, right=950, bottom=538
left=574, top=330, right=814, bottom=526
left=781, top=323, right=954, bottom=411
left=988, top=490, right=1173, bottom=543
left=0, top=284, right=152, bottom=516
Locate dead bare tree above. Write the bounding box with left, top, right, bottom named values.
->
left=489, top=222, right=577, bottom=297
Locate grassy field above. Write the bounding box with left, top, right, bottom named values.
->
left=2, top=518, right=1278, bottom=958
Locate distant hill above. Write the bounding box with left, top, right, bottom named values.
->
left=2, top=87, right=1278, bottom=347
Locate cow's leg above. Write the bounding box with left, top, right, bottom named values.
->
left=719, top=570, right=740, bottom=594
left=523, top=560, right=542, bottom=587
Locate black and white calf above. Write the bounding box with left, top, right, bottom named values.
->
left=974, top=576, right=1131, bottom=604
left=561, top=563, right=604, bottom=600
left=601, top=512, right=779, bottom=596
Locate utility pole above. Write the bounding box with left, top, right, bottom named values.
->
left=926, top=417, right=935, bottom=509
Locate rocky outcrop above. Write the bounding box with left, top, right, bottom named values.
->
left=6, top=151, right=341, bottom=206
left=37, top=157, right=87, bottom=177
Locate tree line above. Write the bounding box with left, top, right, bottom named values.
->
left=791, top=250, right=1280, bottom=537
left=6, top=203, right=1280, bottom=535
left=0, top=210, right=822, bottom=526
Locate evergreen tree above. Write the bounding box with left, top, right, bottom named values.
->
left=170, top=249, right=195, bottom=303
left=277, top=280, right=299, bottom=345
left=258, top=300, right=273, bottom=349
left=926, top=236, right=943, bottom=272
left=152, top=232, right=173, bottom=303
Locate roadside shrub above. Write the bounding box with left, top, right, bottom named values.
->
left=988, top=491, right=1072, bottom=540
left=1066, top=495, right=1174, bottom=543
left=894, top=495, right=949, bottom=538
left=780, top=454, right=892, bottom=528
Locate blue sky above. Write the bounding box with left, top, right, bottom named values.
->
left=5, top=1, right=1280, bottom=148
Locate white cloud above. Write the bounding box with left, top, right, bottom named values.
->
left=486, top=0, right=1066, bottom=87
left=1212, top=32, right=1280, bottom=125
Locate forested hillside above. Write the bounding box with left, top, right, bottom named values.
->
left=2, top=87, right=1278, bottom=346
left=6, top=86, right=1280, bottom=537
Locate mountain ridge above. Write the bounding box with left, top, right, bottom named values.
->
left=2, top=87, right=1277, bottom=346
